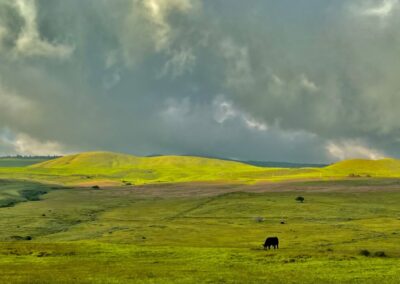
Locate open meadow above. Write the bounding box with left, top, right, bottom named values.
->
left=1, top=174, right=400, bottom=283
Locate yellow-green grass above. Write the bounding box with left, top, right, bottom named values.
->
left=325, top=158, right=400, bottom=177
left=1, top=152, right=282, bottom=186
left=2, top=152, right=400, bottom=186
left=0, top=179, right=400, bottom=283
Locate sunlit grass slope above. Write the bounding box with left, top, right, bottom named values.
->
left=2, top=152, right=400, bottom=185
left=31, top=151, right=255, bottom=170
left=25, top=151, right=275, bottom=185
left=325, top=158, right=400, bottom=177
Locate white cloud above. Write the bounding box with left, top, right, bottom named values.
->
left=0, top=25, right=6, bottom=51
left=326, top=140, right=385, bottom=161
left=12, top=0, right=73, bottom=59
left=243, top=117, right=268, bottom=131
left=361, top=0, right=398, bottom=17
left=300, top=74, right=319, bottom=92
left=0, top=85, right=34, bottom=120
left=272, top=74, right=284, bottom=86
left=160, top=47, right=196, bottom=78
left=12, top=133, right=65, bottom=156
left=161, top=97, right=191, bottom=120
left=213, top=96, right=237, bottom=123
left=213, top=96, right=267, bottom=131
left=142, top=0, right=194, bottom=51
left=351, top=0, right=399, bottom=19
left=0, top=130, right=65, bottom=156
left=220, top=38, right=253, bottom=90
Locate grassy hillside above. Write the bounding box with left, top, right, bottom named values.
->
left=1, top=152, right=400, bottom=185
left=17, top=151, right=275, bottom=185
left=325, top=158, right=400, bottom=177
left=0, top=180, right=54, bottom=208
left=31, top=151, right=262, bottom=170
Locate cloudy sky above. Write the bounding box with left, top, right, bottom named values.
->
left=0, top=0, right=400, bottom=163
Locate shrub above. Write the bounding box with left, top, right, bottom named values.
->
left=359, top=249, right=371, bottom=257
left=10, top=236, right=32, bottom=241
left=20, top=190, right=48, bottom=201
left=374, top=251, right=386, bottom=257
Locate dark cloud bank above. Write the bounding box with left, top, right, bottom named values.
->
left=0, top=0, right=399, bottom=163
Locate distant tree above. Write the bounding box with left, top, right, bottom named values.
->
left=295, top=196, right=305, bottom=203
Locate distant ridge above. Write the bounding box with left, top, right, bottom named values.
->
left=149, top=153, right=328, bottom=168
left=241, top=160, right=327, bottom=168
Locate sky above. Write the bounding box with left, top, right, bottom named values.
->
left=0, top=0, right=400, bottom=163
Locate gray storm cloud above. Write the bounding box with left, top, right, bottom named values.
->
left=0, top=0, right=399, bottom=162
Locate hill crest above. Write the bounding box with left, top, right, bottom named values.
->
left=30, top=151, right=260, bottom=170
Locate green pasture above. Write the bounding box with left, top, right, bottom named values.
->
left=0, top=179, right=399, bottom=283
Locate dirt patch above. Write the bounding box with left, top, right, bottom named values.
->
left=95, top=178, right=400, bottom=198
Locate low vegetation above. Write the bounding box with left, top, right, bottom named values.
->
left=0, top=179, right=399, bottom=282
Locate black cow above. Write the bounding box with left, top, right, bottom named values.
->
left=264, top=237, right=279, bottom=250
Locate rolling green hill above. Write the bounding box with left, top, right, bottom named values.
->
left=1, top=152, right=400, bottom=185
left=325, top=158, right=400, bottom=177
left=24, top=151, right=273, bottom=185
left=30, top=152, right=142, bottom=169
left=31, top=151, right=259, bottom=170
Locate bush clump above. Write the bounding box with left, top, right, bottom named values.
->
left=359, top=249, right=371, bottom=257
left=374, top=251, right=386, bottom=257
left=10, top=235, right=32, bottom=241
left=359, top=250, right=387, bottom=257
left=20, top=190, right=47, bottom=201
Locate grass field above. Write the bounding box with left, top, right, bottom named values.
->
left=0, top=178, right=400, bottom=283
left=1, top=153, right=400, bottom=283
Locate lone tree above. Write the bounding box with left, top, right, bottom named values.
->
left=295, top=196, right=305, bottom=203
